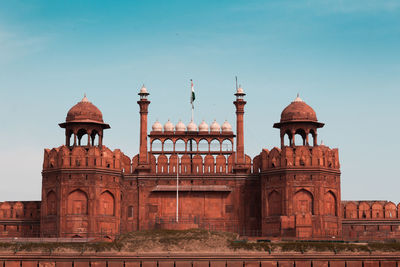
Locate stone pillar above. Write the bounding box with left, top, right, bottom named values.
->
left=234, top=99, right=246, bottom=164
left=137, top=92, right=150, bottom=164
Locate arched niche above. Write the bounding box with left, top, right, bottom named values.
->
left=268, top=190, right=282, bottom=216
left=128, top=206, right=134, bottom=218
left=293, top=189, right=313, bottom=215
left=47, top=191, right=57, bottom=216
left=67, top=189, right=88, bottom=215
left=324, top=191, right=337, bottom=216
left=99, top=191, right=115, bottom=216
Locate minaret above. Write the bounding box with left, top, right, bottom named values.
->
left=233, top=86, right=246, bottom=167
left=137, top=85, right=150, bottom=166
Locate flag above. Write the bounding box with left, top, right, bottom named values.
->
left=190, top=79, right=195, bottom=106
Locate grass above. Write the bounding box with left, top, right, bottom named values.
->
left=1, top=229, right=400, bottom=253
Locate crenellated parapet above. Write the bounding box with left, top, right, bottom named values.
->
left=342, top=200, right=400, bottom=220
left=131, top=152, right=253, bottom=175
left=43, top=145, right=131, bottom=172
left=0, top=201, right=41, bottom=220
left=253, top=145, right=340, bottom=173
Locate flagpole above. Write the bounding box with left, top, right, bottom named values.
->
left=176, top=153, right=179, bottom=222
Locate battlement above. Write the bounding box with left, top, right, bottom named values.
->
left=43, top=145, right=131, bottom=172
left=253, top=145, right=340, bottom=173
left=342, top=200, right=400, bottom=220
left=132, top=153, right=253, bottom=175
left=0, top=201, right=40, bottom=220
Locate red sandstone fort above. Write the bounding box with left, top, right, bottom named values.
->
left=1, top=86, right=398, bottom=241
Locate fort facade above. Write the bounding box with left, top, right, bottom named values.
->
left=1, top=86, right=399, bottom=241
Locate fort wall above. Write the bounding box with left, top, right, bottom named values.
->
left=0, top=253, right=400, bottom=267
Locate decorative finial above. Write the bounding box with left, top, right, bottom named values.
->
left=321, top=140, right=325, bottom=146
left=81, top=93, right=89, bottom=103
left=294, top=93, right=303, bottom=102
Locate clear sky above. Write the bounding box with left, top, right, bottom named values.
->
left=0, top=0, right=399, bottom=202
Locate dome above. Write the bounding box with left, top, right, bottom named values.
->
left=210, top=120, right=221, bottom=132
left=187, top=120, right=197, bottom=131
left=199, top=120, right=209, bottom=132
left=139, top=85, right=148, bottom=95
left=175, top=120, right=186, bottom=131
left=237, top=87, right=244, bottom=94
left=152, top=120, right=162, bottom=132
left=66, top=95, right=104, bottom=123
left=280, top=95, right=317, bottom=123
left=222, top=120, right=232, bottom=132
left=164, top=119, right=174, bottom=132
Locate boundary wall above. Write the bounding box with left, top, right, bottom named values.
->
left=1, top=253, right=400, bottom=267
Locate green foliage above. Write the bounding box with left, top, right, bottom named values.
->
left=2, top=230, right=400, bottom=253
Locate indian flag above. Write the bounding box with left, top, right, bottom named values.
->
left=190, top=79, right=195, bottom=106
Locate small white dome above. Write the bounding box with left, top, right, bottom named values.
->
left=175, top=120, right=186, bottom=131
left=236, top=87, right=244, bottom=94
left=164, top=119, right=174, bottom=132
left=199, top=120, right=209, bottom=132
left=139, top=85, right=148, bottom=94
left=222, top=120, right=232, bottom=132
left=210, top=120, right=221, bottom=132
left=187, top=120, right=197, bottom=131
left=152, top=120, right=162, bottom=132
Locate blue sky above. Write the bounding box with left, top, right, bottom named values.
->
left=0, top=0, right=399, bottom=202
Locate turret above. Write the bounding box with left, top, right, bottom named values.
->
left=59, top=95, right=110, bottom=147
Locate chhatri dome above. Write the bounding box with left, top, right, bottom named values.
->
left=152, top=120, right=162, bottom=132
left=187, top=120, right=197, bottom=131
left=66, top=94, right=104, bottom=123
left=222, top=120, right=232, bottom=132
left=164, top=119, right=174, bottom=132
left=280, top=94, right=318, bottom=123
left=210, top=120, right=221, bottom=132
left=175, top=120, right=186, bottom=131
left=199, top=120, right=209, bottom=132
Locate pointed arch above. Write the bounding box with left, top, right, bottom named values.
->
left=324, top=191, right=337, bottom=216
left=99, top=190, right=115, bottom=216
left=293, top=189, right=313, bottom=215
left=47, top=190, right=57, bottom=216
left=268, top=190, right=282, bottom=216
left=67, top=189, right=88, bottom=215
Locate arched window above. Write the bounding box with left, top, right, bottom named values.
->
left=128, top=206, right=134, bottom=218
left=77, top=129, right=88, bottom=146
left=268, top=191, right=282, bottom=216
left=221, top=139, right=233, bottom=151
left=294, top=128, right=306, bottom=146
left=151, top=139, right=162, bottom=151
left=210, top=139, right=221, bottom=151
left=198, top=139, right=209, bottom=152
left=99, top=191, right=115, bottom=216
left=163, top=139, right=174, bottom=152
left=67, top=189, right=88, bottom=215
left=91, top=130, right=99, bottom=146
left=47, top=191, right=57, bottom=216
left=294, top=189, right=313, bottom=215
left=187, top=139, right=197, bottom=152
left=175, top=139, right=185, bottom=151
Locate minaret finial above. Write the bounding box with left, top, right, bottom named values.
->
left=81, top=93, right=89, bottom=102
